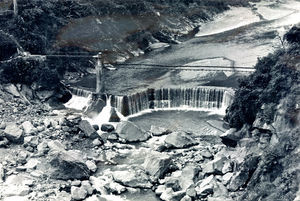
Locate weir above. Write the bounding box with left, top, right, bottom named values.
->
left=66, top=86, right=234, bottom=117
left=110, top=87, right=234, bottom=116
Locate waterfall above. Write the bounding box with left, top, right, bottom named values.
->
left=64, top=94, right=92, bottom=111
left=68, top=86, right=94, bottom=98
left=111, top=87, right=234, bottom=117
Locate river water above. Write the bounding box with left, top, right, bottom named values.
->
left=72, top=0, right=300, bottom=96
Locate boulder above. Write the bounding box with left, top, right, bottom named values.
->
left=24, top=136, right=39, bottom=147
left=4, top=122, right=24, bottom=143
left=202, top=157, right=228, bottom=175
left=81, top=180, right=94, bottom=195
left=21, top=121, right=34, bottom=134
left=71, top=186, right=87, bottom=200
left=86, top=160, right=97, bottom=173
left=116, top=121, right=150, bottom=142
left=36, top=90, right=55, bottom=101
left=0, top=121, right=6, bottom=129
left=49, top=150, right=90, bottom=180
left=227, top=156, right=260, bottom=191
left=3, top=84, right=21, bottom=97
left=164, top=131, right=197, bottom=148
left=112, top=169, right=152, bottom=188
left=109, top=108, right=121, bottom=122
left=195, top=175, right=215, bottom=198
left=150, top=125, right=171, bottom=136
left=220, top=128, right=238, bottom=147
left=48, top=140, right=66, bottom=152
left=143, top=151, right=172, bottom=180
left=179, top=165, right=200, bottom=190
left=78, top=120, right=99, bottom=139
left=101, top=124, right=115, bottom=132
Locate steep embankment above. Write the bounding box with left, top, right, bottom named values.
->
left=223, top=25, right=300, bottom=201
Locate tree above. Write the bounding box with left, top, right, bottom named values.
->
left=13, top=0, right=18, bottom=16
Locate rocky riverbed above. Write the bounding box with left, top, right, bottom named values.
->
left=1, top=82, right=297, bottom=201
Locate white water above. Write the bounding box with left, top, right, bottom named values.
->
left=64, top=94, right=92, bottom=111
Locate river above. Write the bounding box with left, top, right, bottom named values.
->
left=71, top=0, right=300, bottom=96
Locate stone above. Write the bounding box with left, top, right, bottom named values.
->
left=22, top=121, right=34, bottom=134
left=164, top=131, right=197, bottom=148
left=2, top=185, right=30, bottom=197
left=37, top=141, right=49, bottom=155
left=213, top=181, right=228, bottom=197
left=71, top=186, right=87, bottom=200
left=179, top=165, right=200, bottom=190
left=93, top=124, right=99, bottom=131
left=81, top=180, right=94, bottom=195
left=71, top=180, right=81, bottom=186
left=220, top=128, right=238, bottom=147
left=36, top=90, right=55, bottom=101
left=155, top=185, right=167, bottom=195
left=143, top=151, right=172, bottom=180
left=150, top=125, right=172, bottom=136
left=92, top=138, right=102, bottom=146
left=222, top=161, right=233, bottom=174
left=24, top=136, right=39, bottom=147
left=0, top=163, right=5, bottom=182
left=208, top=197, right=234, bottom=201
left=227, top=156, right=259, bottom=191
left=101, top=124, right=115, bottom=132
left=49, top=150, right=90, bottom=180
left=181, top=195, right=192, bottom=201
left=109, top=108, right=121, bottom=122
left=78, top=120, right=99, bottom=139
left=0, top=137, right=9, bottom=147
left=43, top=118, right=52, bottom=128
left=86, top=160, right=97, bottom=173
left=112, top=169, right=152, bottom=188
left=201, top=149, right=213, bottom=158
left=116, top=121, right=150, bottom=142
left=48, top=140, right=66, bottom=152
left=160, top=188, right=174, bottom=201
left=0, top=121, right=6, bottom=129
left=202, top=157, right=228, bottom=175
left=3, top=84, right=21, bottom=97
left=3, top=196, right=29, bottom=201
left=24, top=158, right=40, bottom=170
left=195, top=175, right=216, bottom=198
left=4, top=123, right=24, bottom=143
left=222, top=172, right=234, bottom=186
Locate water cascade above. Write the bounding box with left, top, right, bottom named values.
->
left=111, top=87, right=234, bottom=117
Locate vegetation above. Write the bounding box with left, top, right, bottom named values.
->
left=224, top=26, right=300, bottom=129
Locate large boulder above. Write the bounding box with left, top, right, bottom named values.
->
left=116, top=121, right=150, bottom=142
left=143, top=151, right=172, bottom=180
left=49, top=150, right=90, bottom=180
left=164, top=131, right=197, bottom=148
left=4, top=122, right=24, bottom=143
left=79, top=120, right=99, bottom=139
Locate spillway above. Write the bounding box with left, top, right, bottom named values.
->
left=110, top=87, right=234, bottom=117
